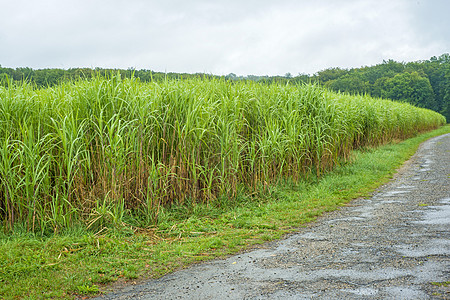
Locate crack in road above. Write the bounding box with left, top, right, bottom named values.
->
left=97, top=134, right=450, bottom=299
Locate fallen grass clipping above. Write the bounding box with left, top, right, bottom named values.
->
left=1, top=125, right=448, bottom=299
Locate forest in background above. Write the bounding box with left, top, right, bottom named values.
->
left=315, top=54, right=449, bottom=122
left=0, top=53, right=448, bottom=121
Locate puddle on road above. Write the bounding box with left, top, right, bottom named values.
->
left=296, top=232, right=328, bottom=241
left=394, top=199, right=450, bottom=257
left=382, top=190, right=410, bottom=197
left=341, top=287, right=378, bottom=296
left=378, top=199, right=403, bottom=204
left=414, top=197, right=450, bottom=225
left=383, top=286, right=427, bottom=299
left=394, top=239, right=450, bottom=257
left=397, top=185, right=416, bottom=189
left=349, top=205, right=374, bottom=218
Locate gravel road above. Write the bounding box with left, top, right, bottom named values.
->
left=97, top=133, right=450, bottom=299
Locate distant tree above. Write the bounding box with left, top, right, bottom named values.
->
left=246, top=75, right=261, bottom=81
left=325, top=74, right=370, bottom=95
left=419, top=53, right=450, bottom=121
left=315, top=67, right=348, bottom=84
left=225, top=73, right=238, bottom=80
left=377, top=72, right=437, bottom=110
left=380, top=59, right=405, bottom=76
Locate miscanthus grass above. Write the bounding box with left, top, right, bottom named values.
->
left=0, top=74, right=446, bottom=233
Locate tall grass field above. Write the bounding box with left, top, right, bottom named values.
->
left=0, top=74, right=446, bottom=233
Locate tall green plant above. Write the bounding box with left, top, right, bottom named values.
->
left=0, top=75, right=446, bottom=232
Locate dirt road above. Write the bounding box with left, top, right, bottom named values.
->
left=97, top=134, right=449, bottom=299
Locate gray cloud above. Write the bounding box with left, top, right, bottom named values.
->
left=1, top=0, right=448, bottom=75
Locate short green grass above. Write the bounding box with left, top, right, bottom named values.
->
left=430, top=281, right=450, bottom=287
left=0, top=125, right=449, bottom=299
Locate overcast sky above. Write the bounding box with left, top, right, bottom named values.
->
left=1, top=0, right=449, bottom=76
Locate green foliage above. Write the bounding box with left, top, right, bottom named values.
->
left=77, top=284, right=100, bottom=295
left=325, top=74, right=370, bottom=95
left=316, top=67, right=349, bottom=83
left=0, top=75, right=446, bottom=234
left=430, top=281, right=450, bottom=287
left=375, top=71, right=437, bottom=110
left=314, top=53, right=450, bottom=122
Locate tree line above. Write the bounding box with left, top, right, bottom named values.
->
left=1, top=53, right=448, bottom=121
left=313, top=54, right=449, bottom=122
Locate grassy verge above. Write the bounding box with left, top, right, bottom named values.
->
left=1, top=125, right=449, bottom=299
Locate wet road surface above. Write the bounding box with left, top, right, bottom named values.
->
left=97, top=134, right=449, bottom=299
